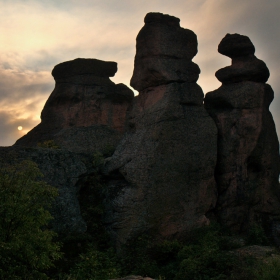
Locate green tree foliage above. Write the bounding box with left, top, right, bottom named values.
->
left=254, top=259, right=280, bottom=280
left=37, top=140, right=60, bottom=149
left=69, top=246, right=121, bottom=280
left=0, top=160, right=62, bottom=279
left=246, top=223, right=269, bottom=245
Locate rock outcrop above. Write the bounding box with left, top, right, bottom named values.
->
left=204, top=34, right=280, bottom=231
left=0, top=146, right=90, bottom=235
left=4, top=14, right=280, bottom=252
left=15, top=58, right=134, bottom=153
left=103, top=13, right=217, bottom=249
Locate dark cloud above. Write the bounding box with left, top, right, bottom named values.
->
left=0, top=69, right=53, bottom=102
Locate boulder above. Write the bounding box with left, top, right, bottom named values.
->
left=103, top=13, right=217, bottom=249
left=218, top=33, right=255, bottom=58
left=216, top=34, right=269, bottom=84
left=52, top=58, right=117, bottom=79
left=15, top=58, right=134, bottom=153
left=204, top=34, right=280, bottom=232
left=216, top=55, right=270, bottom=84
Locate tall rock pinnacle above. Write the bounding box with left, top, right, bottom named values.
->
left=103, top=12, right=217, bottom=249
left=205, top=34, right=280, bottom=232
left=130, top=13, right=200, bottom=91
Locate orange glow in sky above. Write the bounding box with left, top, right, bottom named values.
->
left=0, top=0, right=279, bottom=146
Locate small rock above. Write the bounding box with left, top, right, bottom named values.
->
left=218, top=33, right=255, bottom=58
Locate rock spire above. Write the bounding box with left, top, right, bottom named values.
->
left=204, top=34, right=280, bottom=232
left=103, top=12, right=217, bottom=249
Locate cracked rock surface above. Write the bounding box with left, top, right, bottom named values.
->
left=205, top=34, right=280, bottom=232
left=103, top=12, right=217, bottom=249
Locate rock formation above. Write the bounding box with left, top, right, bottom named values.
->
left=0, top=146, right=90, bottom=235
left=204, top=34, right=280, bottom=232
left=3, top=14, right=280, bottom=252
left=15, top=58, right=134, bottom=153
left=103, top=12, right=217, bottom=249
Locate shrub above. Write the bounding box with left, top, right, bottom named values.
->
left=254, top=259, right=280, bottom=280
left=69, top=246, right=121, bottom=280
left=246, top=223, right=269, bottom=245
left=175, top=224, right=238, bottom=280
left=0, top=160, right=62, bottom=279
left=37, top=140, right=60, bottom=149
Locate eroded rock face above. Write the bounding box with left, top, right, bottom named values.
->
left=0, top=146, right=89, bottom=235
left=130, top=13, right=200, bottom=92
left=204, top=34, right=280, bottom=231
left=103, top=13, right=217, bottom=249
left=15, top=58, right=134, bottom=153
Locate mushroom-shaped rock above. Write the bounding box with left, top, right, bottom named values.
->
left=52, top=58, right=117, bottom=79
left=215, top=34, right=269, bottom=84
left=15, top=58, right=134, bottom=153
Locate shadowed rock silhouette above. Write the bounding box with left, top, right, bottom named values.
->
left=205, top=33, right=280, bottom=232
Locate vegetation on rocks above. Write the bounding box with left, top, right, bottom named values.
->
left=0, top=160, right=61, bottom=279
left=37, top=140, right=60, bottom=149
left=0, top=154, right=280, bottom=280
left=1, top=158, right=280, bottom=280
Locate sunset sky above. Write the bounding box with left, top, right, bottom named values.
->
left=0, top=0, right=280, bottom=146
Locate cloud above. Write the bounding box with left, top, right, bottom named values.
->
left=0, top=0, right=279, bottom=146
left=0, top=110, right=36, bottom=146
left=0, top=63, right=53, bottom=143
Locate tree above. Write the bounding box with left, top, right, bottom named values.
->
left=0, top=160, right=62, bottom=279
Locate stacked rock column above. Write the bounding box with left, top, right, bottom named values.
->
left=205, top=34, right=280, bottom=232
left=103, top=13, right=217, bottom=249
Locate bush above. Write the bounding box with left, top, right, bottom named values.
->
left=254, top=259, right=280, bottom=280
left=69, top=246, right=121, bottom=280
left=0, top=160, right=62, bottom=279
left=37, top=140, right=60, bottom=149
left=246, top=223, right=269, bottom=245
left=175, top=225, right=236, bottom=280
